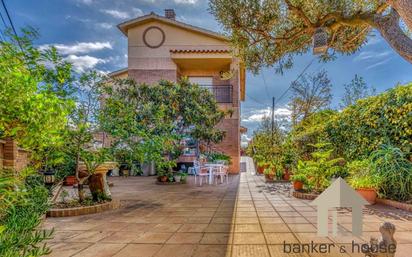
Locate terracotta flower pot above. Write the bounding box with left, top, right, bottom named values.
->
left=283, top=168, right=291, bottom=181
left=265, top=174, right=274, bottom=182
left=356, top=188, right=377, bottom=204
left=293, top=181, right=303, bottom=191
left=159, top=176, right=168, bottom=182
left=64, top=175, right=76, bottom=186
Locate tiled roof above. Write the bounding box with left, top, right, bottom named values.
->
left=170, top=49, right=231, bottom=53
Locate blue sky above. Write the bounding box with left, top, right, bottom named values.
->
left=4, top=0, right=412, bottom=143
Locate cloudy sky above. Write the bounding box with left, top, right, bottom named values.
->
left=5, top=0, right=412, bottom=144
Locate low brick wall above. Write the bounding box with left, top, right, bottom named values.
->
left=376, top=198, right=412, bottom=212
left=292, top=190, right=318, bottom=200
left=47, top=199, right=120, bottom=217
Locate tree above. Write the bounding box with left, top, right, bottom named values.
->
left=340, top=74, right=376, bottom=108
left=289, top=70, right=332, bottom=125
left=0, top=29, right=74, bottom=167
left=100, top=78, right=226, bottom=172
left=65, top=71, right=110, bottom=202
left=210, top=0, right=412, bottom=72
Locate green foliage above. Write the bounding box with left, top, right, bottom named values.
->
left=326, top=84, right=412, bottom=160
left=291, top=109, right=338, bottom=160
left=0, top=29, right=75, bottom=167
left=347, top=159, right=381, bottom=189
left=100, top=78, right=225, bottom=170
left=204, top=152, right=232, bottom=164
left=209, top=0, right=408, bottom=72
left=295, top=142, right=344, bottom=192
left=291, top=173, right=307, bottom=183
left=370, top=145, right=412, bottom=201
left=0, top=170, right=53, bottom=257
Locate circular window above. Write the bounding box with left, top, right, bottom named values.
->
left=143, top=26, right=166, bottom=48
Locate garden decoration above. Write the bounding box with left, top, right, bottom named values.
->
left=313, top=27, right=328, bottom=55
left=367, top=222, right=397, bottom=257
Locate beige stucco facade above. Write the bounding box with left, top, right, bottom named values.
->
left=110, top=12, right=245, bottom=172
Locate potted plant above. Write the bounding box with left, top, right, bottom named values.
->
left=263, top=168, right=274, bottom=182
left=291, top=174, right=306, bottom=191
left=157, top=169, right=168, bottom=182
left=275, top=169, right=284, bottom=181
left=179, top=172, right=188, bottom=183
left=347, top=160, right=381, bottom=204
left=64, top=175, right=77, bottom=186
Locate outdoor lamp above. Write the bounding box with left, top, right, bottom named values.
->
left=313, top=27, right=328, bottom=55
left=43, top=171, right=55, bottom=185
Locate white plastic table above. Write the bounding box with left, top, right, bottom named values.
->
left=204, top=163, right=224, bottom=184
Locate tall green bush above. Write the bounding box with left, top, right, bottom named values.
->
left=326, top=84, right=412, bottom=160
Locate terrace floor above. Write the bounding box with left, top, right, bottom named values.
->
left=43, top=157, right=412, bottom=257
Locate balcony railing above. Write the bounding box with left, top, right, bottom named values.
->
left=201, top=85, right=233, bottom=103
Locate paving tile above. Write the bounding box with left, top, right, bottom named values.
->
left=264, top=232, right=298, bottom=244
left=154, top=244, right=197, bottom=257
left=261, top=223, right=291, bottom=233
left=268, top=245, right=310, bottom=257
left=232, top=245, right=270, bottom=257
left=91, top=222, right=130, bottom=231
left=166, top=232, right=203, bottom=244
left=178, top=223, right=208, bottom=232
left=205, top=223, right=234, bottom=233
left=234, top=224, right=262, bottom=232
left=48, top=242, right=92, bottom=257
left=113, top=244, right=162, bottom=257
left=67, top=231, right=114, bottom=243
left=133, top=232, right=173, bottom=244
left=151, top=223, right=182, bottom=233
left=233, top=233, right=266, bottom=244
left=100, top=231, right=144, bottom=243
left=193, top=245, right=231, bottom=257
left=120, top=223, right=156, bottom=232
left=287, top=224, right=317, bottom=233
left=258, top=217, right=284, bottom=224
left=72, top=243, right=126, bottom=257
left=201, top=233, right=232, bottom=244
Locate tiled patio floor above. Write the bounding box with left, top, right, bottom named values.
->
left=43, top=157, right=412, bottom=257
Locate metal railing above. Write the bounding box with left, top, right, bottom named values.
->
left=200, top=85, right=233, bottom=103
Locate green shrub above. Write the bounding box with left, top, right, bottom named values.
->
left=370, top=145, right=412, bottom=201
left=0, top=170, right=53, bottom=257
left=326, top=84, right=412, bottom=160
left=347, top=159, right=381, bottom=190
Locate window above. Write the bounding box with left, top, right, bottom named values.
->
left=188, top=77, right=213, bottom=86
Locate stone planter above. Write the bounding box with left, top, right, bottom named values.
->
left=47, top=199, right=120, bottom=217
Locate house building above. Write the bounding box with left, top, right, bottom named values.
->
left=108, top=9, right=245, bottom=173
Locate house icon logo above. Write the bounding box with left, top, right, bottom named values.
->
left=310, top=178, right=369, bottom=237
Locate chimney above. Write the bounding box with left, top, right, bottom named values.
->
left=164, top=9, right=176, bottom=20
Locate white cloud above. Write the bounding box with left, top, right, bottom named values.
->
left=353, top=50, right=391, bottom=62
left=174, top=0, right=198, bottom=4
left=65, top=55, right=107, bottom=73
left=40, top=42, right=112, bottom=55
left=97, top=23, right=113, bottom=29
left=366, top=58, right=392, bottom=70
left=101, top=9, right=132, bottom=19
left=76, top=0, right=93, bottom=5
left=101, top=8, right=144, bottom=19
left=242, top=108, right=291, bottom=123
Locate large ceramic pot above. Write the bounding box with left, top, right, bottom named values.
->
left=159, top=176, right=168, bottom=182
left=265, top=174, right=274, bottom=182
left=356, top=188, right=377, bottom=204
left=293, top=181, right=303, bottom=191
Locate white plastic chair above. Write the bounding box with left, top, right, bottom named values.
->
left=213, top=165, right=229, bottom=185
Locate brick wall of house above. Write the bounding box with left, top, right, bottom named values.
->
left=0, top=140, right=4, bottom=170
left=128, top=69, right=177, bottom=84
left=0, top=139, right=30, bottom=172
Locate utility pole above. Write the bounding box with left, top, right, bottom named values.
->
left=271, top=96, right=275, bottom=145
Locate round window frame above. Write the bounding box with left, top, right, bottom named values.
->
left=142, top=26, right=166, bottom=49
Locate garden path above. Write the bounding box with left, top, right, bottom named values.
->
left=42, top=157, right=412, bottom=257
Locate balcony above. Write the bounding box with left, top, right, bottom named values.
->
left=201, top=85, right=233, bottom=103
